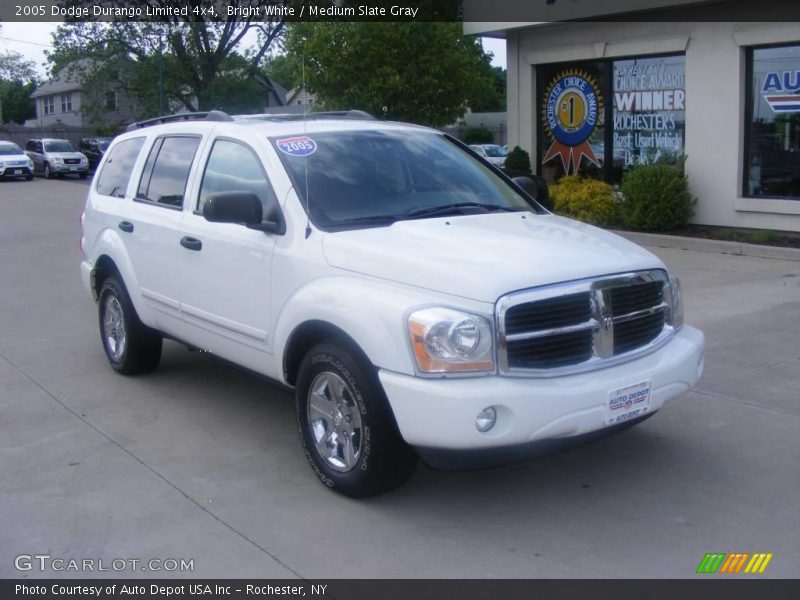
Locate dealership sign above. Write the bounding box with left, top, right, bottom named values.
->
left=762, top=70, right=800, bottom=113
left=541, top=70, right=603, bottom=174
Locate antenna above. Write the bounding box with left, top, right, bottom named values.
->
left=302, top=54, right=312, bottom=240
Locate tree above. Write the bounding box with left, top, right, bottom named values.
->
left=0, top=51, right=38, bottom=124
left=264, top=53, right=299, bottom=91
left=469, top=65, right=506, bottom=112
left=284, top=23, right=497, bottom=127
left=47, top=3, right=290, bottom=116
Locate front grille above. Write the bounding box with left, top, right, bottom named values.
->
left=64, top=158, right=80, bottom=164
left=498, top=271, right=673, bottom=375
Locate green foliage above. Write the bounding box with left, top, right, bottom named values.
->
left=0, top=51, right=37, bottom=124
left=709, top=228, right=735, bottom=240
left=750, top=229, right=778, bottom=244
left=469, top=65, right=506, bottom=112
left=264, top=54, right=298, bottom=90
left=550, top=175, right=620, bottom=227
left=284, top=22, right=497, bottom=126
left=620, top=162, right=694, bottom=231
left=503, top=146, right=532, bottom=175
left=47, top=14, right=286, bottom=115
left=463, top=125, right=494, bottom=144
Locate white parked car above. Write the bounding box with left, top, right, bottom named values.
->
left=469, top=143, right=507, bottom=167
left=80, top=110, right=704, bottom=497
left=0, top=140, right=34, bottom=180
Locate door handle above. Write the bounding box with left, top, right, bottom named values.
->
left=180, top=236, right=202, bottom=251
left=118, top=221, right=134, bottom=233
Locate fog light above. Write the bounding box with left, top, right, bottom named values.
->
left=475, top=406, right=497, bottom=433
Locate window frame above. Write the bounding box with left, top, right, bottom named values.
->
left=742, top=41, right=800, bottom=201
left=134, top=134, right=202, bottom=211
left=43, top=96, right=55, bottom=116
left=194, top=136, right=281, bottom=219
left=60, top=93, right=72, bottom=113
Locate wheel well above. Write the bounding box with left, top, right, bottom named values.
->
left=283, top=320, right=371, bottom=386
left=92, top=255, right=121, bottom=300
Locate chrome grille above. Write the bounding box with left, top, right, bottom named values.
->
left=497, top=270, right=674, bottom=376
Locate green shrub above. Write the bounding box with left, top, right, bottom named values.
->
left=620, top=162, right=694, bottom=231
left=750, top=229, right=778, bottom=244
left=463, top=125, right=494, bottom=144
left=504, top=146, right=532, bottom=175
left=550, top=175, right=619, bottom=227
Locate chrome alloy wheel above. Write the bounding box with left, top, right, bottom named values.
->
left=306, top=372, right=363, bottom=472
left=103, top=295, right=127, bottom=361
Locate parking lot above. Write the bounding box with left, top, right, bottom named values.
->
left=1, top=177, right=798, bottom=579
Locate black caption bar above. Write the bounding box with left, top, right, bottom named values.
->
left=4, top=580, right=800, bottom=600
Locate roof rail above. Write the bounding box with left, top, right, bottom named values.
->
left=234, top=110, right=376, bottom=122
left=126, top=110, right=233, bottom=131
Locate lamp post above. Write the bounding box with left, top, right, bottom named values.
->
left=156, top=28, right=165, bottom=115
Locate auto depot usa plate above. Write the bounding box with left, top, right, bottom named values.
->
left=606, top=380, right=651, bottom=426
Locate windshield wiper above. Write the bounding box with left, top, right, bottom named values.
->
left=406, top=202, right=520, bottom=218
left=330, top=214, right=407, bottom=227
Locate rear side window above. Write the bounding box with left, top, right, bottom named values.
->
left=95, top=138, right=145, bottom=198
left=136, top=136, right=200, bottom=209
left=197, top=139, right=277, bottom=216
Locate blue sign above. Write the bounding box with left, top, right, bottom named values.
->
left=276, top=136, right=317, bottom=157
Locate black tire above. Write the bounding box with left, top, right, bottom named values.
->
left=43, top=163, right=52, bottom=179
left=79, top=172, right=88, bottom=179
left=98, top=276, right=162, bottom=375
left=25, top=175, right=33, bottom=181
left=295, top=340, right=417, bottom=497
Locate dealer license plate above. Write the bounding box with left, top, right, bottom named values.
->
left=12, top=169, right=21, bottom=175
left=606, top=380, right=651, bottom=426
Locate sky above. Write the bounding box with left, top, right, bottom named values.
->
left=0, top=22, right=507, bottom=78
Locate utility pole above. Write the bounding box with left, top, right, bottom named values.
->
left=156, top=28, right=165, bottom=115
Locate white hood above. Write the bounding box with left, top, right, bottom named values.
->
left=322, top=213, right=665, bottom=303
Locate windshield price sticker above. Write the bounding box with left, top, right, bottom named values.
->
left=276, top=136, right=317, bottom=157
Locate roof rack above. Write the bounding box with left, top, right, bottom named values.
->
left=234, top=110, right=376, bottom=122
left=126, top=110, right=233, bottom=131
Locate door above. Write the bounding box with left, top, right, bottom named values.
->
left=26, top=140, right=43, bottom=173
left=178, top=138, right=278, bottom=363
left=124, top=135, right=202, bottom=336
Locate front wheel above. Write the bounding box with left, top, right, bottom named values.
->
left=98, top=276, right=162, bottom=375
left=295, top=341, right=417, bottom=497
left=43, top=163, right=52, bottom=179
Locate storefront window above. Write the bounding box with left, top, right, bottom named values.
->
left=611, top=56, right=686, bottom=181
left=537, top=54, right=685, bottom=184
left=745, top=44, right=800, bottom=199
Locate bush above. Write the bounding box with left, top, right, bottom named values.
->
left=463, top=125, right=494, bottom=144
left=550, top=175, right=620, bottom=227
left=620, top=162, right=694, bottom=231
left=504, top=146, right=532, bottom=175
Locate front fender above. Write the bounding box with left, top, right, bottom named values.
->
left=272, top=275, right=493, bottom=380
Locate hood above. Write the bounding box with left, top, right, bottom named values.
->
left=45, top=151, right=85, bottom=160
left=322, top=213, right=664, bottom=303
left=1, top=153, right=30, bottom=163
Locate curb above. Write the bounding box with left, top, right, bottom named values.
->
left=612, top=230, right=800, bottom=262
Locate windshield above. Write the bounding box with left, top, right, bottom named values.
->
left=45, top=141, right=76, bottom=153
left=272, top=130, right=539, bottom=230
left=482, top=145, right=506, bottom=157
left=0, top=143, right=23, bottom=156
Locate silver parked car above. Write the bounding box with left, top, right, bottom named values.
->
left=0, top=141, right=34, bottom=181
left=469, top=143, right=507, bottom=167
left=25, top=138, right=89, bottom=179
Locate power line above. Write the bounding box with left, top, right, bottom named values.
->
left=0, top=36, right=53, bottom=48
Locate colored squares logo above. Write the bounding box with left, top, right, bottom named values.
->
left=696, top=552, right=773, bottom=574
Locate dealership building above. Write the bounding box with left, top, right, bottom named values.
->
left=467, top=0, right=800, bottom=232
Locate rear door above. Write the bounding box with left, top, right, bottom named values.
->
left=124, top=134, right=203, bottom=336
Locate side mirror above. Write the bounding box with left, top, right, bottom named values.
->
left=202, top=191, right=286, bottom=235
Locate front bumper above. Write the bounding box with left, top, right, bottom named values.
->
left=51, top=163, right=87, bottom=174
left=379, top=325, right=704, bottom=466
left=0, top=166, right=32, bottom=177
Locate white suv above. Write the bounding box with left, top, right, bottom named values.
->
left=80, top=110, right=704, bottom=497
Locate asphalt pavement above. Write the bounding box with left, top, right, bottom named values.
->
left=1, top=177, right=798, bottom=578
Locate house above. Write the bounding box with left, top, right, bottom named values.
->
left=466, top=0, right=800, bottom=232
left=27, top=60, right=136, bottom=128
left=255, top=73, right=316, bottom=114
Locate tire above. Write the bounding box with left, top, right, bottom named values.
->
left=295, top=340, right=417, bottom=497
left=98, top=276, right=162, bottom=375
left=79, top=172, right=88, bottom=180
left=25, top=175, right=33, bottom=181
left=43, top=163, right=52, bottom=179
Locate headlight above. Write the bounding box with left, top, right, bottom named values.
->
left=51, top=157, right=63, bottom=163
left=27, top=159, right=34, bottom=168
left=408, top=308, right=494, bottom=373
left=666, top=276, right=684, bottom=329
